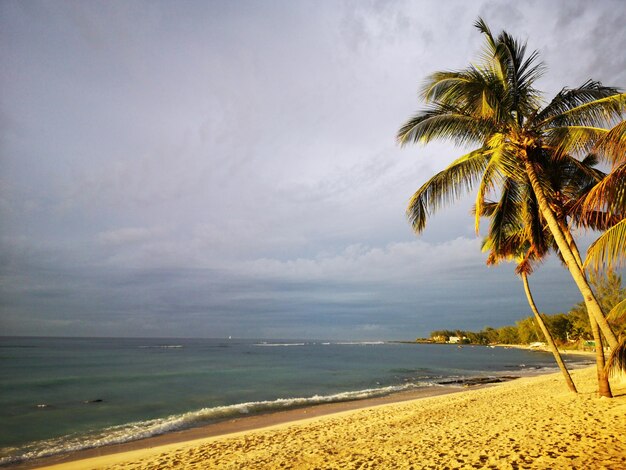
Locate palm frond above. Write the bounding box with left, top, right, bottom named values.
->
left=421, top=71, right=470, bottom=103
left=605, top=337, right=626, bottom=377
left=536, top=81, right=623, bottom=125
left=421, top=66, right=510, bottom=122
left=543, top=126, right=608, bottom=158
left=558, top=154, right=614, bottom=230
left=593, top=120, right=626, bottom=166
left=573, top=209, right=622, bottom=231
left=474, top=138, right=509, bottom=233
left=584, top=219, right=626, bottom=271
left=495, top=31, right=545, bottom=121
left=607, top=298, right=626, bottom=324
left=582, top=162, right=626, bottom=217
left=487, top=178, right=525, bottom=254
left=522, top=186, right=550, bottom=259
left=397, top=108, right=494, bottom=147
left=539, top=92, right=626, bottom=128
left=474, top=17, right=494, bottom=42
left=407, top=148, right=490, bottom=233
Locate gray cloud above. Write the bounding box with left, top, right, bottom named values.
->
left=1, top=0, right=622, bottom=339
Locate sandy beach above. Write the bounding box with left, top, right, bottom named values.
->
left=33, top=366, right=625, bottom=470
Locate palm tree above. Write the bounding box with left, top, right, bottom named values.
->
left=477, top=169, right=581, bottom=393
left=397, top=19, right=624, bottom=354
left=476, top=147, right=621, bottom=396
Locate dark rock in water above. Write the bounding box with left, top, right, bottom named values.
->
left=83, top=399, right=104, bottom=404
left=437, top=376, right=519, bottom=387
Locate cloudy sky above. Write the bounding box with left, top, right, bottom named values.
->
left=1, top=0, right=624, bottom=340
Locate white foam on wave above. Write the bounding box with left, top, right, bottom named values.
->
left=0, top=381, right=434, bottom=465
left=138, top=345, right=183, bottom=349
left=335, top=341, right=386, bottom=345
left=252, top=341, right=386, bottom=347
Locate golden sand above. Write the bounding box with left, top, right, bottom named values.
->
left=39, top=367, right=626, bottom=470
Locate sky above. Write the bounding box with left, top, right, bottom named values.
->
left=1, top=0, right=625, bottom=340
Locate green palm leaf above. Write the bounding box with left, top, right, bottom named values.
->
left=606, top=338, right=626, bottom=378
left=544, top=126, right=608, bottom=157
left=539, top=92, right=626, bottom=128
left=407, top=149, right=490, bottom=233
left=397, top=109, right=494, bottom=147
left=607, top=298, right=626, bottom=324
left=583, top=162, right=626, bottom=217
left=584, top=219, right=626, bottom=271
left=536, top=81, right=623, bottom=125
left=487, top=178, right=524, bottom=253
left=594, top=120, right=626, bottom=166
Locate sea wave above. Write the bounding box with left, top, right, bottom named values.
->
left=334, top=341, right=386, bottom=345
left=0, top=382, right=434, bottom=465
left=252, top=341, right=387, bottom=347
left=138, top=345, right=183, bottom=349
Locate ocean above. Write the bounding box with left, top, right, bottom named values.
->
left=0, top=336, right=591, bottom=465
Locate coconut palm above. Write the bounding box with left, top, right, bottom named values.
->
left=476, top=163, right=581, bottom=393
left=477, top=154, right=617, bottom=395
left=397, top=19, right=625, bottom=353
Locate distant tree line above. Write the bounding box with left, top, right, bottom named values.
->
left=429, top=271, right=625, bottom=346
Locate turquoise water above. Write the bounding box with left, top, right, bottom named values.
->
left=0, top=337, right=590, bottom=464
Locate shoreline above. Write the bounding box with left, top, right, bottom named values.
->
left=13, top=367, right=626, bottom=469
left=6, top=353, right=595, bottom=469
left=491, top=343, right=597, bottom=355
left=15, top=384, right=469, bottom=469
left=26, top=366, right=626, bottom=469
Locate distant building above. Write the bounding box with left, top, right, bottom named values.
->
left=448, top=336, right=463, bottom=344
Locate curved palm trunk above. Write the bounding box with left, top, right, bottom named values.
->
left=523, top=158, right=618, bottom=350
left=560, top=223, right=612, bottom=397
left=589, top=316, right=613, bottom=397
left=559, top=222, right=584, bottom=269
left=524, top=157, right=615, bottom=397
left=522, top=273, right=577, bottom=392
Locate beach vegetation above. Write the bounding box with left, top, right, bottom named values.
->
left=432, top=269, right=626, bottom=347
left=568, top=270, right=626, bottom=339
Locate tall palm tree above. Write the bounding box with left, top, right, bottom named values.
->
left=477, top=149, right=621, bottom=396
left=477, top=166, right=582, bottom=393
left=535, top=152, right=617, bottom=396
left=397, top=19, right=624, bottom=353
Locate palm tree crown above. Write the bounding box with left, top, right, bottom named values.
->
left=397, top=19, right=624, bottom=239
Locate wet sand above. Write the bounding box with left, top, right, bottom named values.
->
left=32, top=366, right=626, bottom=469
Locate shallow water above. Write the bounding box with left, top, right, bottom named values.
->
left=0, top=337, right=591, bottom=464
